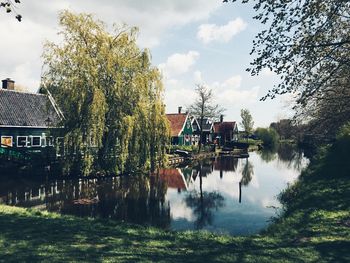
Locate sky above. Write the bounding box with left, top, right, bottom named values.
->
left=0, top=0, right=294, bottom=127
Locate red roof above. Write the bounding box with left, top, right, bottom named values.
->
left=154, top=168, right=187, bottom=190
left=166, top=113, right=188, bottom=136
left=214, top=121, right=237, bottom=133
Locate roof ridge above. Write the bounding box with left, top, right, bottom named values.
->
left=0, top=88, right=42, bottom=96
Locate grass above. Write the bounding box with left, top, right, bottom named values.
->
left=0, top=138, right=350, bottom=262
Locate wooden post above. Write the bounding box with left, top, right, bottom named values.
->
left=239, top=182, right=242, bottom=203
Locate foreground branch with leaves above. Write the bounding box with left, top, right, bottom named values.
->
left=0, top=0, right=21, bottom=21
left=226, top=0, right=350, bottom=138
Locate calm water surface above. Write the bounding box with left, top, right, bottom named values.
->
left=0, top=144, right=308, bottom=236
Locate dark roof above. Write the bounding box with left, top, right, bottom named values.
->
left=198, top=118, right=214, bottom=132
left=0, top=89, right=61, bottom=128
left=190, top=116, right=200, bottom=131
left=166, top=113, right=188, bottom=136
left=214, top=121, right=237, bottom=133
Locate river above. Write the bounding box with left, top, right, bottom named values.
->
left=0, top=144, right=308, bottom=236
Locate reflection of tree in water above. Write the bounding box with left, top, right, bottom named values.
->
left=277, top=144, right=305, bottom=171
left=5, top=175, right=171, bottom=229
left=258, top=144, right=307, bottom=172
left=258, top=147, right=278, bottom=163
left=185, top=161, right=225, bottom=229
left=185, top=190, right=224, bottom=229
left=240, top=158, right=254, bottom=186
left=213, top=156, right=238, bottom=172
left=239, top=158, right=254, bottom=203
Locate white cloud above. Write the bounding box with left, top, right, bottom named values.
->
left=209, top=75, right=259, bottom=106
left=222, top=75, right=242, bottom=89
left=193, top=70, right=203, bottom=83
left=163, top=73, right=259, bottom=115
left=197, top=18, right=247, bottom=44
left=0, top=0, right=221, bottom=92
left=159, top=51, right=200, bottom=78
left=164, top=84, right=196, bottom=113
left=217, top=85, right=260, bottom=105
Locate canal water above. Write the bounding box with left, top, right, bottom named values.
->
left=0, top=144, right=308, bottom=236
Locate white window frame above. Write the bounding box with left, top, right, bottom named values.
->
left=46, top=136, right=54, bottom=147
left=17, top=136, right=28, bottom=147
left=31, top=136, right=42, bottom=147
left=1, top=136, right=13, bottom=147
left=56, top=137, right=64, bottom=157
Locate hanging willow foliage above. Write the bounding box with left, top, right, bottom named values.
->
left=42, top=10, right=170, bottom=176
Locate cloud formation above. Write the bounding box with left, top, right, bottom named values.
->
left=197, top=72, right=259, bottom=106
left=197, top=18, right=247, bottom=44
left=163, top=70, right=259, bottom=116
left=159, top=51, right=200, bottom=79
left=0, top=0, right=221, bottom=91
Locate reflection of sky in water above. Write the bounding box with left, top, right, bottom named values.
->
left=167, top=152, right=308, bottom=235
left=0, top=147, right=308, bottom=236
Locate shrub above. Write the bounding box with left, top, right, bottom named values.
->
left=336, top=122, right=350, bottom=140
left=255, top=127, right=279, bottom=147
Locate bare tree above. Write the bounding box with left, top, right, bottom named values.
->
left=189, top=84, right=224, bottom=152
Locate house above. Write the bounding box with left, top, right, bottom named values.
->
left=166, top=107, right=193, bottom=146
left=198, top=117, right=215, bottom=144
left=190, top=116, right=200, bottom=145
left=155, top=168, right=190, bottom=193
left=0, top=78, right=63, bottom=154
left=214, top=115, right=239, bottom=146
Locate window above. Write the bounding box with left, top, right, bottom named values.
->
left=31, top=136, right=41, bottom=147
left=17, top=136, right=28, bottom=147
left=46, top=136, right=54, bottom=146
left=1, top=136, right=13, bottom=147
left=56, top=137, right=64, bottom=156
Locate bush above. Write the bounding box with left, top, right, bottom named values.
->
left=255, top=127, right=279, bottom=147
left=336, top=122, right=350, bottom=140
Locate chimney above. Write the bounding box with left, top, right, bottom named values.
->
left=220, top=114, right=224, bottom=123
left=2, top=78, right=15, bottom=90
left=178, top=106, right=182, bottom=114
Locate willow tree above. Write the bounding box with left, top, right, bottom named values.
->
left=42, top=11, right=169, bottom=175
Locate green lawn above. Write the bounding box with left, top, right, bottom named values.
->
left=0, top=139, right=349, bottom=262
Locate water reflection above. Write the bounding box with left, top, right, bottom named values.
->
left=0, top=145, right=308, bottom=235
left=185, top=161, right=225, bottom=229
left=0, top=175, right=171, bottom=229
left=258, top=143, right=307, bottom=172
left=239, top=158, right=254, bottom=203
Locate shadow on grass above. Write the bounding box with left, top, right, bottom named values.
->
left=0, top=207, right=349, bottom=262
left=0, top=138, right=350, bottom=262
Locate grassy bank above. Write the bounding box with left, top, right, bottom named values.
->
left=0, top=140, right=349, bottom=262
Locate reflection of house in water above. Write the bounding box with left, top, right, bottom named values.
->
left=0, top=179, right=104, bottom=210
left=191, top=161, right=213, bottom=181
left=213, top=156, right=239, bottom=179
left=0, top=176, right=171, bottom=229
left=156, top=168, right=194, bottom=193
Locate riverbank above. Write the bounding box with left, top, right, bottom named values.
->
left=0, top=139, right=349, bottom=262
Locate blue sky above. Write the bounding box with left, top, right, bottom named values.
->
left=0, top=0, right=293, bottom=127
